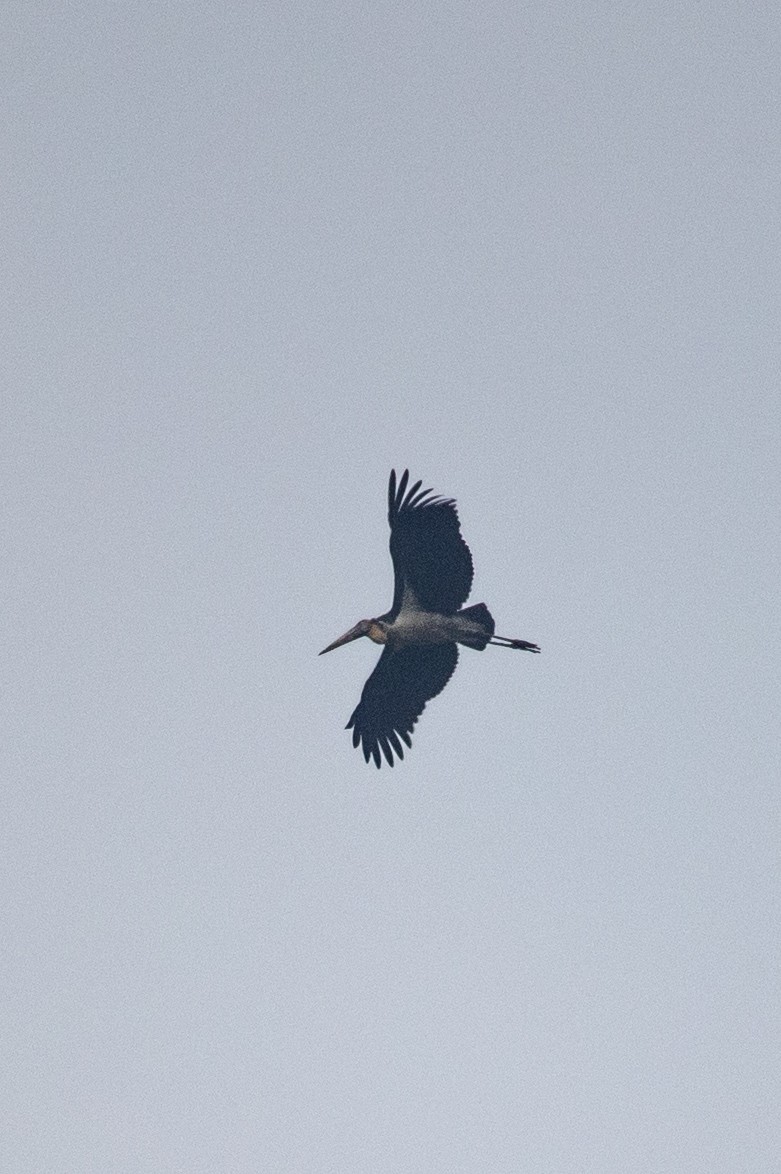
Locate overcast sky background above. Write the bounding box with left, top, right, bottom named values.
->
left=3, top=2, right=779, bottom=1171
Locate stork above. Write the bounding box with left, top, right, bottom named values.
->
left=320, top=469, right=540, bottom=767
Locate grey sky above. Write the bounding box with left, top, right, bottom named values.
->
left=3, top=2, right=779, bottom=1171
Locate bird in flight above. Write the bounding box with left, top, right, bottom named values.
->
left=320, top=470, right=540, bottom=767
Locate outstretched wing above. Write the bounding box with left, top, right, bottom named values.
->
left=346, top=643, right=459, bottom=768
left=387, top=469, right=474, bottom=617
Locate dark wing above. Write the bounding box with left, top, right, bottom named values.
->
left=387, top=469, right=474, bottom=617
left=346, top=643, right=459, bottom=768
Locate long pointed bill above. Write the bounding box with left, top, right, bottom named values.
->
left=319, top=621, right=368, bottom=655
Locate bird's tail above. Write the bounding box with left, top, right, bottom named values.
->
left=457, top=602, right=495, bottom=649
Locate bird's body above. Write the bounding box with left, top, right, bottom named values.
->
left=364, top=605, right=491, bottom=649
left=320, top=470, right=540, bottom=768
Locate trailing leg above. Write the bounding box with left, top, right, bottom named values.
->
left=489, top=636, right=540, bottom=652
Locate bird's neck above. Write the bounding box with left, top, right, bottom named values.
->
left=367, top=620, right=389, bottom=645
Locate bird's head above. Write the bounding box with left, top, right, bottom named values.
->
left=319, top=618, right=387, bottom=654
